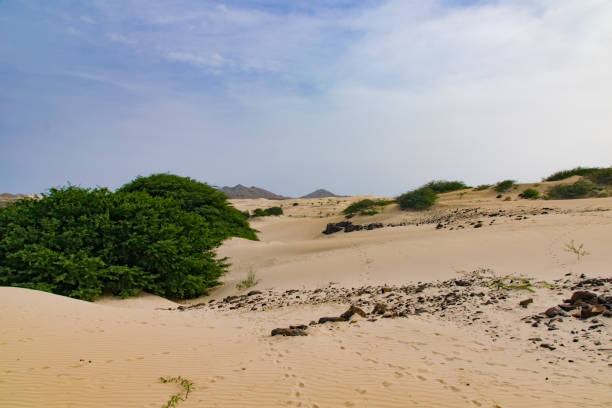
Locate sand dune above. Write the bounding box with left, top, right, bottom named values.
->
left=1, top=184, right=611, bottom=407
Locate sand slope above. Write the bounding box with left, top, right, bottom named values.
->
left=1, top=184, right=611, bottom=407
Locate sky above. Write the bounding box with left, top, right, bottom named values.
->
left=1, top=0, right=611, bottom=197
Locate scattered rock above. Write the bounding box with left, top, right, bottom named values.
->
left=519, top=298, right=533, bottom=308
left=340, top=305, right=367, bottom=321
left=372, top=303, right=388, bottom=315
left=271, top=328, right=307, bottom=336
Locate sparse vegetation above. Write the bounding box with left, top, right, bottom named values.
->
left=474, top=184, right=491, bottom=191
left=460, top=268, right=556, bottom=293
left=547, top=180, right=594, bottom=199
left=159, top=376, right=194, bottom=408
left=423, top=180, right=469, bottom=194
left=545, top=166, right=602, bottom=181
left=494, top=180, right=516, bottom=193
left=0, top=174, right=257, bottom=301
left=343, top=199, right=395, bottom=216
left=564, top=240, right=589, bottom=260
left=251, top=206, right=283, bottom=217
left=519, top=188, right=540, bottom=199
left=397, top=187, right=437, bottom=210
left=586, top=167, right=612, bottom=185
left=236, top=270, right=260, bottom=290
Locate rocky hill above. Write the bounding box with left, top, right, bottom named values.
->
left=301, top=189, right=342, bottom=198
left=220, top=185, right=288, bottom=200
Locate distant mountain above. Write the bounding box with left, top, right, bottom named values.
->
left=0, top=193, right=31, bottom=207
left=301, top=189, right=342, bottom=199
left=220, top=184, right=288, bottom=200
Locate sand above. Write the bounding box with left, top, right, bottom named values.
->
left=1, top=183, right=611, bottom=407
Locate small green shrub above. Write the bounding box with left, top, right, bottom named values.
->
left=547, top=180, right=594, bottom=199
left=159, top=376, right=194, bottom=408
left=519, top=188, right=540, bottom=199
left=587, top=168, right=612, bottom=185
left=251, top=206, right=283, bottom=217
left=292, top=202, right=299, bottom=206
left=397, top=187, right=437, bottom=210
left=495, top=180, right=516, bottom=193
left=474, top=184, right=491, bottom=191
left=423, top=180, right=469, bottom=194
left=545, top=167, right=601, bottom=181
left=343, top=199, right=394, bottom=215
left=236, top=271, right=260, bottom=290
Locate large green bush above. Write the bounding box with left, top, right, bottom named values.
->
left=545, top=167, right=601, bottom=182
left=423, top=180, right=469, bottom=193
left=0, top=175, right=259, bottom=301
left=494, top=180, right=516, bottom=193
left=586, top=168, right=612, bottom=185
left=397, top=187, right=438, bottom=210
left=547, top=180, right=594, bottom=199
left=118, top=174, right=257, bottom=242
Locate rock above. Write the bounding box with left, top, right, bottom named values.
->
left=544, top=306, right=565, bottom=318
left=340, top=305, right=367, bottom=321
left=289, top=325, right=308, bottom=330
left=573, top=304, right=605, bottom=319
left=372, top=303, right=388, bottom=315
left=540, top=343, right=556, bottom=351
left=247, top=290, right=262, bottom=296
left=271, top=328, right=307, bottom=336
left=455, top=280, right=471, bottom=287
left=318, top=316, right=345, bottom=324
left=519, top=298, right=533, bottom=308
left=558, top=303, right=576, bottom=311
left=323, top=223, right=343, bottom=235
left=570, top=291, right=598, bottom=304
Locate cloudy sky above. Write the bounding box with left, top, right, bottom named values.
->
left=1, top=0, right=611, bottom=197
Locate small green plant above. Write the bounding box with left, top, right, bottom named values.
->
left=564, top=240, right=589, bottom=260
left=494, top=180, right=516, bottom=193
left=547, top=180, right=593, bottom=199
left=423, top=180, right=469, bottom=193
left=519, top=188, right=540, bottom=199
left=236, top=270, right=260, bottom=290
left=343, top=199, right=394, bottom=215
left=474, top=184, right=491, bottom=191
left=458, top=268, right=555, bottom=292
left=292, top=202, right=299, bottom=206
left=251, top=206, right=283, bottom=217
left=397, top=187, right=438, bottom=210
left=159, top=376, right=194, bottom=408
left=458, top=192, right=467, bottom=199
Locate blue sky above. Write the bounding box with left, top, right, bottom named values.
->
left=1, top=0, right=611, bottom=196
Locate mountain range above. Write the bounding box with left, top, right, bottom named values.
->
left=219, top=185, right=342, bottom=200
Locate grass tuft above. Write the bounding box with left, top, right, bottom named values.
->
left=236, top=271, right=260, bottom=290
left=159, top=376, right=194, bottom=408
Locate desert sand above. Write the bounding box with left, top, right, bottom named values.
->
left=1, top=181, right=611, bottom=407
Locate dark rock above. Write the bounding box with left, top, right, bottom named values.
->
left=455, top=280, right=471, bottom=287
left=544, top=306, right=565, bottom=318
left=558, top=303, right=576, bottom=311
left=519, top=298, right=533, bottom=308
left=540, top=343, right=556, bottom=351
left=289, top=325, right=308, bottom=330
left=340, top=305, right=367, bottom=321
left=247, top=290, right=262, bottom=296
left=573, top=304, right=605, bottom=319
left=570, top=291, right=598, bottom=304
left=318, top=316, right=345, bottom=324
left=372, top=303, right=388, bottom=315
left=271, top=328, right=307, bottom=336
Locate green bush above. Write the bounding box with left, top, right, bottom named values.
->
left=547, top=180, right=594, bottom=199
left=587, top=168, right=612, bottom=185
left=119, top=173, right=257, bottom=242
left=423, top=180, right=469, bottom=193
left=343, top=199, right=394, bottom=215
left=0, top=184, right=236, bottom=301
left=474, top=184, right=491, bottom=191
left=251, top=206, right=283, bottom=217
left=397, top=187, right=438, bottom=210
left=519, top=188, right=540, bottom=199
left=495, top=180, right=516, bottom=193
left=545, top=167, right=601, bottom=182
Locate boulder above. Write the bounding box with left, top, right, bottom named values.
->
left=340, top=305, right=367, bottom=321
left=271, top=328, right=308, bottom=336
left=519, top=298, right=533, bottom=308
